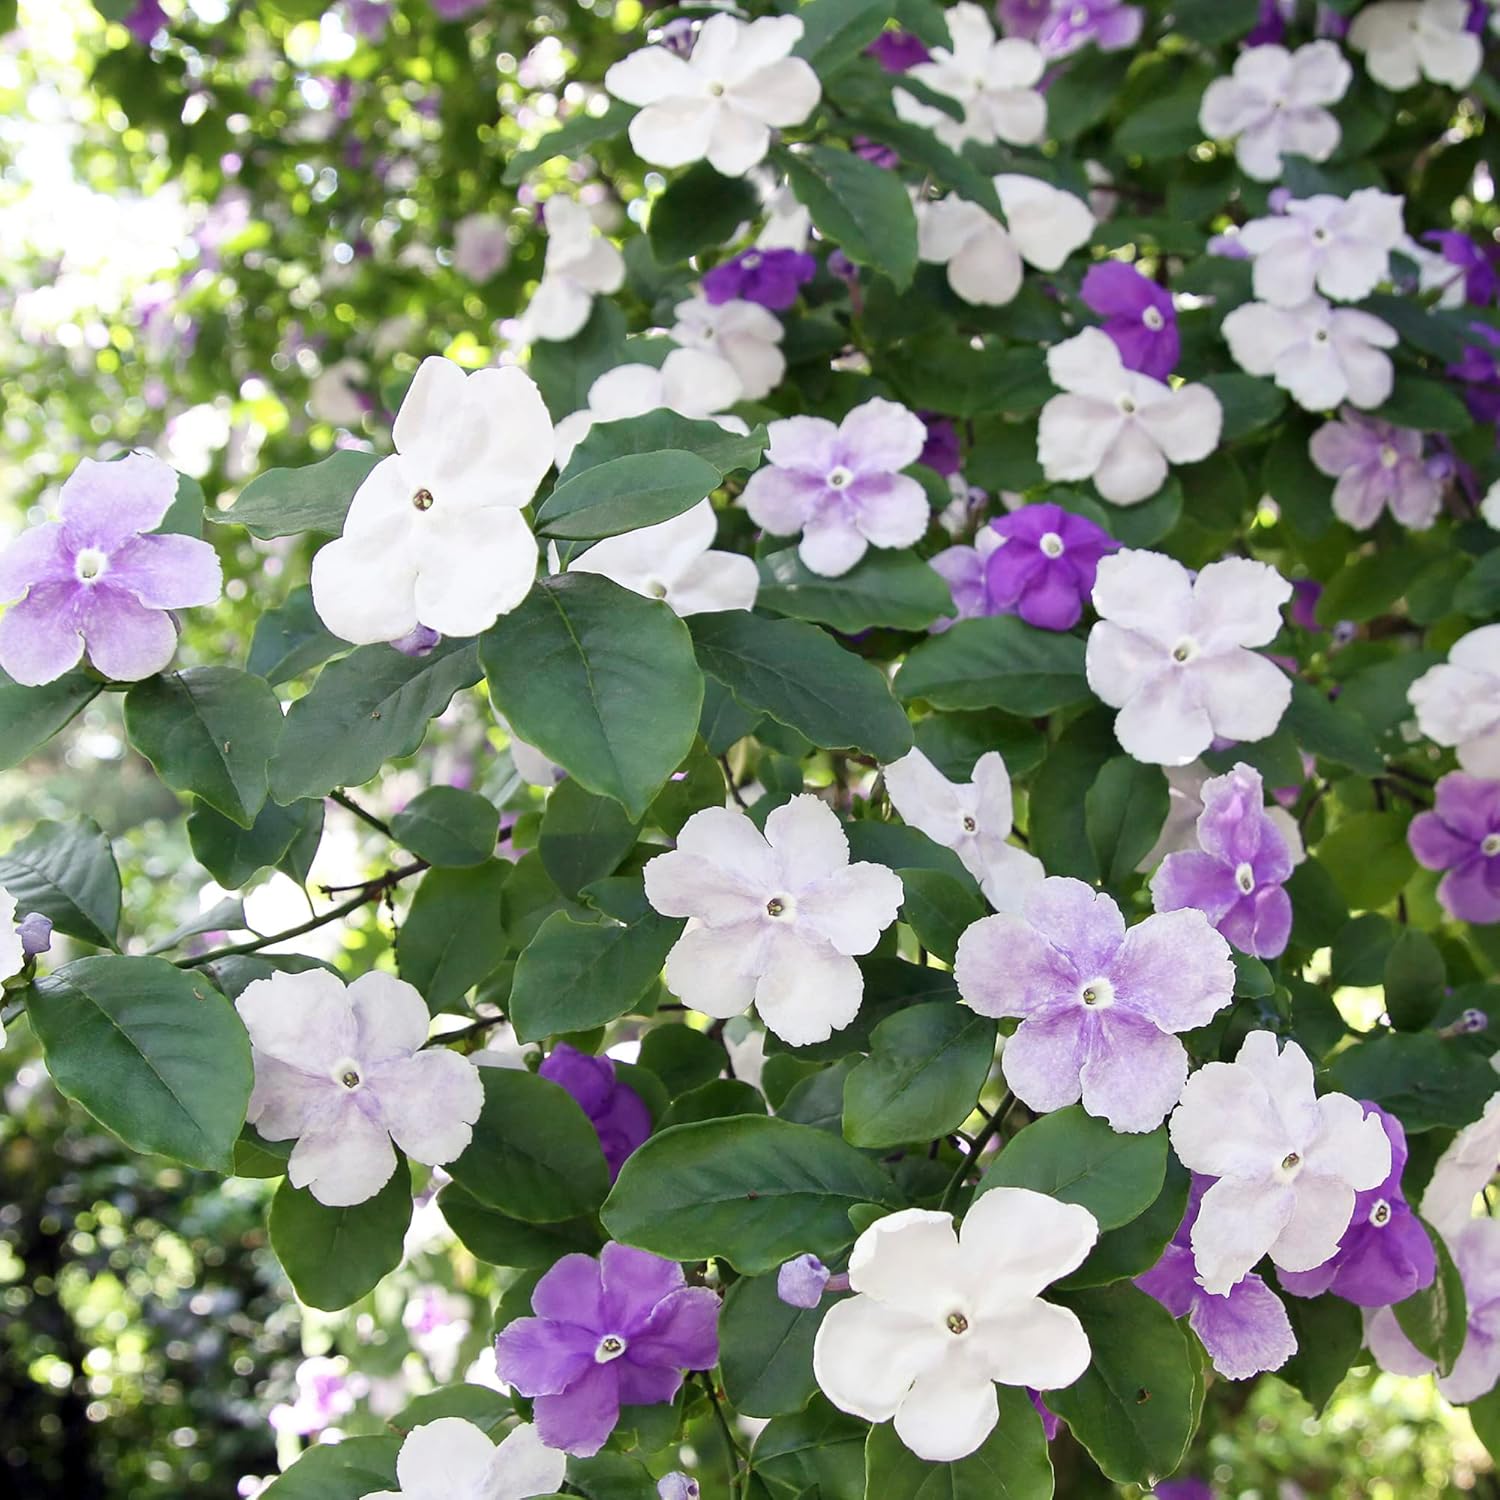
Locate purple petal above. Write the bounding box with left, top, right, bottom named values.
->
left=0, top=522, right=73, bottom=601
left=1151, top=851, right=1241, bottom=924
left=627, top=1285, right=721, bottom=1371
left=1188, top=1273, right=1296, bottom=1379
left=79, top=586, right=179, bottom=680
left=533, top=1252, right=605, bottom=1327
left=533, top=1360, right=622, bottom=1457
left=0, top=583, right=87, bottom=686
left=495, top=1315, right=597, bottom=1396
left=601, top=1243, right=687, bottom=1334
left=107, top=533, right=222, bottom=610
left=777, top=1254, right=831, bottom=1309
left=1136, top=1242, right=1200, bottom=1319
left=58, top=454, right=179, bottom=552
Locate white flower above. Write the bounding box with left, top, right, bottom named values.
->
left=1423, top=1092, right=1500, bottom=1239
left=1221, top=296, right=1398, bottom=412
left=1198, top=42, right=1352, bottom=182
left=604, top=13, right=820, bottom=177
left=1169, top=1030, right=1391, bottom=1295
left=452, top=213, right=512, bottom=283
left=812, top=1192, right=1097, bottom=1462
left=994, top=174, right=1097, bottom=270
left=757, top=183, right=812, bottom=251
left=1086, top=550, right=1293, bottom=766
left=721, top=1018, right=768, bottom=1092
left=525, top=198, right=626, bottom=343
left=883, top=749, right=1043, bottom=912
left=236, top=969, right=484, bottom=1208
left=671, top=297, right=786, bottom=402
left=310, top=356, right=553, bottom=644
left=309, top=358, right=369, bottom=427
left=1038, top=328, right=1224, bottom=505
left=0, top=888, right=22, bottom=987
left=567, top=500, right=759, bottom=616
left=363, top=1417, right=566, bottom=1500
left=1136, top=762, right=1305, bottom=872
left=894, top=1, right=1046, bottom=151
left=552, top=349, right=747, bottom=469
left=1408, top=625, right=1500, bottom=777
left=642, top=795, right=904, bottom=1046
left=1237, top=190, right=1406, bottom=306
left=1482, top=479, right=1500, bottom=530
left=1348, top=0, right=1484, bottom=90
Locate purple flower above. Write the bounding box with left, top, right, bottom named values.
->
left=1079, top=263, right=1179, bottom=381
left=1154, top=1481, right=1217, bottom=1500
left=269, top=1356, right=357, bottom=1436
left=1246, top=0, right=1294, bottom=44
left=539, top=1044, right=651, bottom=1182
left=659, top=1475, right=700, bottom=1500
left=495, top=1242, right=720, bottom=1456
left=17, top=913, right=52, bottom=960
left=992, top=504, right=1118, bottom=632
left=429, top=0, right=488, bottom=17
left=777, top=1254, right=832, bottom=1309
left=1036, top=0, right=1144, bottom=57
left=1135, top=1177, right=1297, bottom=1380
left=1449, top=323, right=1500, bottom=428
left=954, top=877, right=1234, bottom=1133
left=997, top=0, right=1053, bottom=40
left=1279, top=1104, right=1437, bottom=1308
left=1424, top=231, right=1499, bottom=306
left=342, top=0, right=392, bottom=40
left=917, top=413, right=962, bottom=477
left=702, top=248, right=816, bottom=313
left=1290, top=579, right=1323, bottom=632
left=391, top=625, right=443, bottom=657
left=853, top=136, right=901, bottom=168
left=0, top=454, right=222, bottom=687
left=1150, top=763, right=1295, bottom=959
left=1308, top=409, right=1441, bottom=531
left=1028, top=1389, right=1061, bottom=1441
left=122, top=0, right=168, bottom=44
left=865, top=29, right=931, bottom=71
left=1409, top=772, right=1500, bottom=925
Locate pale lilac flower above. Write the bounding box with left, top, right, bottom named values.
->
left=496, top=1243, right=720, bottom=1456
left=658, top=1475, right=700, bottom=1500
left=703, top=248, right=816, bottom=311
left=812, top=1192, right=1097, bottom=1462
left=0, top=454, right=221, bottom=687
left=1279, top=1103, right=1437, bottom=1307
left=1139, top=762, right=1305, bottom=872
left=539, top=1043, right=651, bottom=1181
left=671, top=297, right=785, bottom=401
left=235, top=969, right=484, bottom=1207
left=778, top=1254, right=833, bottom=1308
left=452, top=213, right=512, bottom=283
left=1198, top=42, right=1353, bottom=182
left=392, top=624, right=443, bottom=657
left=269, top=1356, right=358, bottom=1436
left=917, top=198, right=1024, bottom=307
left=17, top=911, right=52, bottom=960
left=1150, top=763, right=1295, bottom=959
left=893, top=2, right=1047, bottom=151
left=525, top=197, right=626, bottom=344
left=1408, top=625, right=1500, bottom=777
left=1408, top=772, right=1500, bottom=924
left=1039, top=329, right=1223, bottom=505
left=1087, top=551, right=1293, bottom=766
left=955, top=878, right=1233, bottom=1132
left=1348, top=0, right=1484, bottom=88
left=997, top=0, right=1052, bottom=40
left=567, top=501, right=758, bottom=616
left=605, top=14, right=820, bottom=177
left=1079, top=263, right=1179, bottom=381
left=1168, top=1031, right=1393, bottom=1295
left=1135, top=1178, right=1297, bottom=1380
left=642, top=796, right=904, bottom=1046
left=363, top=1417, right=566, bottom=1500
left=1221, top=296, right=1398, bottom=412
left=741, top=398, right=929, bottom=577
left=1037, top=0, right=1144, bottom=57
left=884, top=749, right=1044, bottom=912
left=1308, top=409, right=1442, bottom=530
left=1237, top=190, right=1406, bottom=306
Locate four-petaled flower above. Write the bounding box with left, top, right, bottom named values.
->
left=1237, top=190, right=1406, bottom=306
left=1408, top=625, right=1500, bottom=777
left=1222, top=296, right=1398, bottom=412
left=1079, top=262, right=1179, bottom=381
left=525, top=197, right=626, bottom=343
left=1308, top=408, right=1442, bottom=531
left=362, top=1417, right=566, bottom=1500
left=1408, top=771, right=1500, bottom=924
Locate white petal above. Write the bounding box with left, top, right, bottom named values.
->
left=395, top=1418, right=498, bottom=1500
left=961, top=1186, right=1099, bottom=1302
left=605, top=45, right=698, bottom=106
left=994, top=175, right=1095, bottom=271
left=1094, top=423, right=1169, bottom=506
left=766, top=793, right=851, bottom=884
left=491, top=1422, right=569, bottom=1500
left=797, top=863, right=905, bottom=955
left=236, top=969, right=354, bottom=1066
left=893, top=1358, right=1000, bottom=1463
left=413, top=507, right=538, bottom=636
left=886, top=749, right=967, bottom=848
left=311, top=533, right=421, bottom=647
left=1270, top=1173, right=1356, bottom=1272
left=1136, top=383, right=1223, bottom=465
left=1091, top=548, right=1194, bottom=642
left=753, top=930, right=864, bottom=1045
left=706, top=108, right=774, bottom=178
left=1191, top=557, right=1293, bottom=649
left=662, top=922, right=763, bottom=1019
left=347, top=970, right=429, bottom=1061
left=630, top=98, right=719, bottom=170
left=969, top=1295, right=1092, bottom=1390
left=373, top=1051, right=483, bottom=1167
left=1038, top=394, right=1125, bottom=485
left=1193, top=649, right=1292, bottom=745
left=667, top=550, right=760, bottom=615
left=848, top=1208, right=964, bottom=1315
left=1114, top=668, right=1215, bottom=766
left=288, top=1100, right=399, bottom=1208
left=813, top=1295, right=948, bottom=1422
left=1191, top=1175, right=1295, bottom=1294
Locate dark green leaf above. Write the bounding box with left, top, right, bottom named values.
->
left=1200, top=372, right=1286, bottom=440
left=1385, top=928, right=1446, bottom=1034
left=794, top=0, right=891, bottom=73
left=246, top=586, right=343, bottom=686
left=782, top=145, right=920, bottom=290
left=757, top=548, right=954, bottom=632
left=211, top=450, right=380, bottom=539
left=896, top=867, right=984, bottom=965
left=753, top=1399, right=868, bottom=1500
left=1317, top=811, right=1414, bottom=910
left=1026, top=710, right=1117, bottom=881
left=537, top=450, right=724, bottom=540
left=1284, top=680, right=1385, bottom=775
left=558, top=410, right=767, bottom=480
left=501, top=99, right=635, bottom=185
left=0, top=818, right=121, bottom=949
left=1394, top=1219, right=1466, bottom=1376
left=397, top=862, right=510, bottom=1012
left=538, top=779, right=640, bottom=896
left=648, top=161, right=759, bottom=263
left=1329, top=1031, right=1498, bottom=1132
left=0, top=667, right=100, bottom=771
left=720, top=1272, right=828, bottom=1419
left=392, top=786, right=498, bottom=868
left=1374, top=378, right=1473, bottom=434
left=438, top=1182, right=601, bottom=1268
left=1276, top=1290, right=1363, bottom=1412
left=188, top=797, right=324, bottom=889
left=897, top=617, right=1089, bottom=715
left=259, top=1436, right=402, bottom=1499
left=1085, top=757, right=1170, bottom=889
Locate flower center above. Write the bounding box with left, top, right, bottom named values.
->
left=647, top=579, right=669, bottom=600
left=1482, top=833, right=1500, bottom=857
left=1039, top=531, right=1065, bottom=559
left=1379, top=444, right=1400, bottom=469
left=1279, top=1151, right=1302, bottom=1177
left=1080, top=976, right=1114, bottom=1009
left=1235, top=862, right=1255, bottom=895
left=708, top=81, right=726, bottom=97
left=594, top=1334, right=628, bottom=1363
left=962, top=815, right=978, bottom=833
left=1117, top=394, right=1137, bottom=415
left=74, top=547, right=108, bottom=583
left=1069, top=3, right=1089, bottom=23
left=945, top=1311, right=969, bottom=1336
left=1369, top=1198, right=1392, bottom=1227
left=766, top=894, right=796, bottom=919
left=1141, top=305, right=1165, bottom=331
left=1312, top=329, right=1329, bottom=344
left=412, top=488, right=434, bottom=511
left=1171, top=637, right=1198, bottom=664
left=1312, top=227, right=1330, bottom=245
left=742, top=251, right=762, bottom=270
left=331, top=1057, right=364, bottom=1091
left=826, top=466, right=854, bottom=489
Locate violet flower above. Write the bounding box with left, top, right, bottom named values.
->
left=1036, top=0, right=1144, bottom=57
left=1279, top=1103, right=1437, bottom=1307
left=342, top=1, right=392, bottom=41
left=777, top=1254, right=832, bottom=1308
left=1424, top=230, right=1499, bottom=306
left=996, top=0, right=1053, bottom=41
left=122, top=0, right=168, bottom=44
left=1150, top=762, right=1296, bottom=959
left=918, top=414, right=962, bottom=477
left=495, top=1242, right=720, bottom=1456
left=1450, top=323, right=1500, bottom=427
left=702, top=248, right=816, bottom=312
left=1079, top=262, right=1179, bottom=381
left=866, top=29, right=931, bottom=71
left=1408, top=772, right=1500, bottom=925
left=1308, top=409, right=1442, bottom=531
left=1135, top=1177, right=1297, bottom=1380
left=17, top=912, right=52, bottom=960
left=1290, top=579, right=1323, bottom=631
left=538, top=1043, right=651, bottom=1181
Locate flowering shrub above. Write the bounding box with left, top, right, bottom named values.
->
left=4, top=0, right=1500, bottom=1495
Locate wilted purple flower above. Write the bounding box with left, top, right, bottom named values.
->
left=918, top=414, right=961, bottom=477
left=1135, top=1177, right=1297, bottom=1380
left=1280, top=1104, right=1437, bottom=1307
left=865, top=28, right=931, bottom=71
left=702, top=248, right=816, bottom=312
left=1450, top=323, right=1500, bottom=427
left=1079, top=263, right=1179, bottom=381
left=539, top=1043, right=651, bottom=1181
left=0, top=454, right=222, bottom=687
left=1409, top=772, right=1500, bottom=925
left=1150, top=763, right=1295, bottom=959
left=1308, top=409, right=1441, bottom=531
left=17, top=913, right=52, bottom=960
left=269, top=1356, right=358, bottom=1436
left=1424, top=231, right=1499, bottom=306
left=1037, top=0, right=1143, bottom=56
left=122, top=0, right=168, bottom=44
left=496, top=1243, right=720, bottom=1456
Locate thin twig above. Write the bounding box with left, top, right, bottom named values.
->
left=330, top=788, right=395, bottom=839
left=719, top=755, right=748, bottom=810
left=939, top=1091, right=1013, bottom=1213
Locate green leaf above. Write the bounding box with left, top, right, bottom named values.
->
left=648, top=741, right=726, bottom=837
left=1316, top=546, right=1430, bottom=625
left=1026, top=710, right=1116, bottom=881
left=259, top=1436, right=402, bottom=1499
left=1063, top=1159, right=1190, bottom=1290
left=124, top=667, right=282, bottom=827
left=978, top=1106, right=1168, bottom=1231
left=753, top=1398, right=869, bottom=1500
left=0, top=667, right=100, bottom=771
left=1374, top=378, right=1473, bottom=434
left=638, top=1024, right=726, bottom=1096
left=1171, top=0, right=1261, bottom=44
left=1284, top=680, right=1385, bottom=775
left=1329, top=1031, right=1498, bottom=1132
left=30, top=955, right=252, bottom=1171
left=1200, top=372, right=1286, bottom=440
left=1276, top=1290, right=1363, bottom=1412
left=1047, top=1284, right=1196, bottom=1485
left=1384, top=928, right=1446, bottom=1034
left=188, top=797, right=325, bottom=889
left=843, top=1002, right=996, bottom=1149
left=0, top=818, right=121, bottom=949
left=246, top=586, right=343, bottom=686
left=1467, top=1386, right=1500, bottom=1461
left=888, top=338, right=1052, bottom=419
left=782, top=145, right=920, bottom=290
left=915, top=710, right=1046, bottom=781
left=1113, top=67, right=1212, bottom=159
left=720, top=1272, right=829, bottom=1418
left=446, top=1066, right=611, bottom=1223
left=1455, top=549, right=1500, bottom=618
left=1394, top=1219, right=1466, bottom=1376
left=270, top=637, right=481, bottom=803
left=794, top=0, right=891, bottom=73
left=538, top=450, right=724, bottom=540
left=481, top=575, right=703, bottom=822
left=602, top=1114, right=900, bottom=1273
left=660, top=1077, right=768, bottom=1128
left=1317, top=811, right=1414, bottom=911
left=1085, top=757, right=1170, bottom=889
left=896, top=617, right=1089, bottom=715
left=268, top=1162, right=412, bottom=1311
left=688, top=610, right=913, bottom=762
left=397, top=862, right=510, bottom=1012
left=863, top=1389, right=1055, bottom=1500
left=395, top=1385, right=514, bottom=1435
left=757, top=548, right=954, bottom=632
left=648, top=161, right=759, bottom=263
left=1263, top=420, right=1334, bottom=538
left=211, top=450, right=380, bottom=538
left=501, top=98, right=634, bottom=185
left=391, top=786, right=498, bottom=868
left=558, top=409, right=767, bottom=481
left=897, top=866, right=984, bottom=965
left=438, top=1182, right=601, bottom=1268
left=538, top=779, right=641, bottom=896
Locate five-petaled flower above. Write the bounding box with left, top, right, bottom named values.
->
left=1408, top=626, right=1500, bottom=778
left=1079, top=262, right=1179, bottom=381
left=1308, top=408, right=1442, bottom=531
left=362, top=1417, right=566, bottom=1500
left=1237, top=189, right=1406, bottom=307
left=1407, top=771, right=1500, bottom=924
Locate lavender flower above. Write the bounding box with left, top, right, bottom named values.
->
left=777, top=1253, right=833, bottom=1308
left=1079, top=263, right=1179, bottom=381
left=996, top=0, right=1053, bottom=40
left=342, top=0, right=392, bottom=41
left=865, top=29, right=932, bottom=71
left=17, top=911, right=51, bottom=960
left=0, top=454, right=222, bottom=687
left=269, top=1356, right=357, bottom=1436
left=996, top=503, right=1117, bottom=632
left=1449, top=323, right=1500, bottom=428
left=702, top=248, right=816, bottom=312
left=538, top=1043, right=652, bottom=1181
left=1150, top=763, right=1295, bottom=959
left=495, top=1242, right=720, bottom=1456
left=658, top=1476, right=700, bottom=1500
left=430, top=0, right=490, bottom=18
left=122, top=0, right=168, bottom=44
left=1036, top=0, right=1144, bottom=57
left=1408, top=772, right=1500, bottom=925
left=1423, top=230, right=1499, bottom=306
left=1308, top=408, right=1442, bottom=531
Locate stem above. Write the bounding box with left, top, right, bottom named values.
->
left=939, top=1092, right=1012, bottom=1213
left=720, top=755, right=748, bottom=811
left=330, top=788, right=395, bottom=839
left=699, top=1373, right=747, bottom=1498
